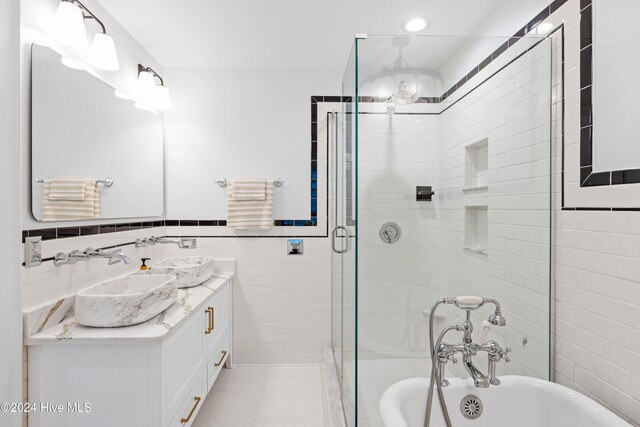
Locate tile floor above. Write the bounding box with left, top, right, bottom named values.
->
left=193, top=364, right=344, bottom=427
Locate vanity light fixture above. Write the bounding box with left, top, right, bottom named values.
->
left=50, top=1, right=87, bottom=47
left=137, top=64, right=172, bottom=111
left=403, top=17, right=430, bottom=33
left=51, top=0, right=119, bottom=71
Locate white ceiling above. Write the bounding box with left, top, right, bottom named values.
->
left=100, top=0, right=522, bottom=69
left=101, top=0, right=553, bottom=70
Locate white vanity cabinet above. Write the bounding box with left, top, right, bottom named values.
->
left=27, top=276, right=233, bottom=427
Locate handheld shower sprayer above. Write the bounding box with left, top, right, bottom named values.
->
left=449, top=296, right=507, bottom=326
left=424, top=295, right=509, bottom=427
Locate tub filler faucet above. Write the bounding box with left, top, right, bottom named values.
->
left=425, top=296, right=511, bottom=427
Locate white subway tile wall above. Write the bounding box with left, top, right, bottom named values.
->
left=438, top=36, right=553, bottom=380
left=17, top=1, right=640, bottom=426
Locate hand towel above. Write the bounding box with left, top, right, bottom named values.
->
left=230, top=178, right=267, bottom=200
left=44, top=177, right=89, bottom=200
left=226, top=179, right=274, bottom=230
left=42, top=178, right=101, bottom=221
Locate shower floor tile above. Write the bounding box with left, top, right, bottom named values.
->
left=193, top=364, right=334, bottom=427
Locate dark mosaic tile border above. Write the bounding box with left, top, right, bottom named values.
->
left=23, top=221, right=165, bottom=243
left=577, top=0, right=640, bottom=187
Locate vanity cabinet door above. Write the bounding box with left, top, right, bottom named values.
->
left=165, top=306, right=207, bottom=423
left=204, top=282, right=230, bottom=359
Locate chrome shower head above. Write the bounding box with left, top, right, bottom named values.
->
left=484, top=298, right=506, bottom=326
left=389, top=80, right=418, bottom=105
left=488, top=311, right=506, bottom=326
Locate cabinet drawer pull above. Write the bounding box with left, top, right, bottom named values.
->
left=204, top=307, right=214, bottom=334
left=214, top=350, right=228, bottom=367
left=180, top=396, right=201, bottom=424
left=211, top=306, right=215, bottom=332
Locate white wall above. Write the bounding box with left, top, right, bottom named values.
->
left=439, top=0, right=552, bottom=89
left=438, top=38, right=552, bottom=380
left=164, top=67, right=341, bottom=220
left=20, top=0, right=164, bottom=230
left=550, top=1, right=640, bottom=425
left=0, top=0, right=22, bottom=425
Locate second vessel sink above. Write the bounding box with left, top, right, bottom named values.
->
left=151, top=256, right=215, bottom=288
left=75, top=274, right=177, bottom=327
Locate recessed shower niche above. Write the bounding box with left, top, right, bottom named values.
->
left=464, top=138, right=488, bottom=192
left=464, top=205, right=488, bottom=255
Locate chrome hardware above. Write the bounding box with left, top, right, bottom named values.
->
left=135, top=236, right=197, bottom=249
left=287, top=239, right=303, bottom=255
left=54, top=247, right=130, bottom=267
left=34, top=177, right=114, bottom=187
left=460, top=395, right=483, bottom=420
left=379, top=222, right=401, bottom=244
left=332, top=226, right=349, bottom=254
left=425, top=297, right=509, bottom=427
left=214, top=178, right=284, bottom=187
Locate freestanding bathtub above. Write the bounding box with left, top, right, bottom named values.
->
left=380, top=376, right=632, bottom=427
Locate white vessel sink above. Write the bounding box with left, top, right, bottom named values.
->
left=150, top=256, right=215, bottom=288
left=75, top=274, right=177, bottom=327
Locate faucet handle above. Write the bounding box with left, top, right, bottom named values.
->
left=179, top=238, right=197, bottom=249
left=500, top=347, right=511, bottom=362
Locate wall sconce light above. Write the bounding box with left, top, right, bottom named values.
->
left=137, top=64, right=172, bottom=111
left=50, top=0, right=119, bottom=71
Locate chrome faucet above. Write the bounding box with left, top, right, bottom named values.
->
left=135, top=236, right=197, bottom=249
left=434, top=298, right=510, bottom=388
left=54, top=247, right=131, bottom=266
left=86, top=248, right=131, bottom=265
left=425, top=296, right=511, bottom=427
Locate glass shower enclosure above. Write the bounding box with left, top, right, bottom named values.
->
left=330, top=34, right=554, bottom=427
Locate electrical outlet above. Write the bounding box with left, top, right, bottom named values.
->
left=25, top=236, right=43, bottom=267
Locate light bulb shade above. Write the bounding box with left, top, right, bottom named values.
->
left=152, top=85, right=172, bottom=111
left=88, top=33, right=119, bottom=71
left=60, top=56, right=88, bottom=70
left=50, top=1, right=88, bottom=47
left=137, top=70, right=156, bottom=92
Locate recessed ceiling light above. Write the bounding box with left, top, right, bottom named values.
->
left=404, top=17, right=430, bottom=33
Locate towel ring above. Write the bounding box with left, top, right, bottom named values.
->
left=34, top=177, right=114, bottom=187
left=214, top=178, right=284, bottom=188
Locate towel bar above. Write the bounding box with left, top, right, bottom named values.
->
left=34, top=177, right=114, bottom=187
left=214, top=178, right=284, bottom=188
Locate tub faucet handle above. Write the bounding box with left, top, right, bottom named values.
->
left=501, top=347, right=511, bottom=362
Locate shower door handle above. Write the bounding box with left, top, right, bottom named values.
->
left=332, top=226, right=349, bottom=254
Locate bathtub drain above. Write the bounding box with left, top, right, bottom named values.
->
left=460, top=395, right=483, bottom=420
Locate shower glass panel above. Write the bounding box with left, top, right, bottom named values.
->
left=332, top=34, right=553, bottom=427
left=332, top=41, right=358, bottom=427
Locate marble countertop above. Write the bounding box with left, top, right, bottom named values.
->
left=25, top=273, right=233, bottom=346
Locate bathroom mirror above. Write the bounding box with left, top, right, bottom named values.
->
left=31, top=44, right=163, bottom=222
left=591, top=1, right=640, bottom=174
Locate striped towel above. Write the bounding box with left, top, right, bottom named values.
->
left=230, top=178, right=267, bottom=200
left=42, top=178, right=101, bottom=221
left=45, top=177, right=88, bottom=200
left=226, top=179, right=274, bottom=230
